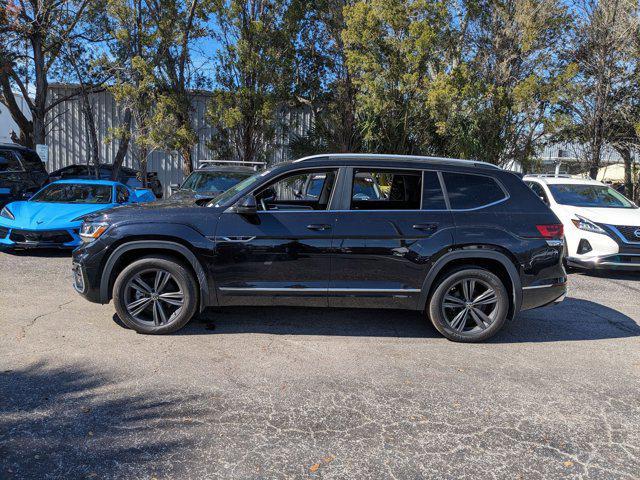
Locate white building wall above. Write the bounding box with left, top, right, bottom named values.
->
left=0, top=93, right=31, bottom=143
left=45, top=85, right=313, bottom=196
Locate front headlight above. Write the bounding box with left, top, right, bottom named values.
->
left=79, top=222, right=109, bottom=242
left=0, top=206, right=15, bottom=220
left=571, top=215, right=606, bottom=235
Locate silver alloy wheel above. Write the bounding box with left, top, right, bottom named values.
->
left=124, top=268, right=184, bottom=326
left=441, top=278, right=498, bottom=333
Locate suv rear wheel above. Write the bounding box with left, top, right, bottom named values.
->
left=428, top=267, right=509, bottom=342
left=113, top=256, right=198, bottom=334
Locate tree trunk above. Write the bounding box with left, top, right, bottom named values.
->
left=181, top=147, right=193, bottom=176
left=31, top=33, right=48, bottom=146
left=112, top=108, right=132, bottom=180
left=80, top=90, right=101, bottom=177
left=0, top=67, right=34, bottom=147
left=614, top=144, right=633, bottom=198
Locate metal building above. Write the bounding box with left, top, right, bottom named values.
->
left=44, top=84, right=312, bottom=195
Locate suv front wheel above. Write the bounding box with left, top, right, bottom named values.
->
left=113, top=256, right=199, bottom=334
left=428, top=267, right=509, bottom=342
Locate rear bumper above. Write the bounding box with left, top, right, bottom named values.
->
left=521, top=282, right=567, bottom=311
left=566, top=254, right=640, bottom=270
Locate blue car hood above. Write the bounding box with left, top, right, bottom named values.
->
left=1, top=201, right=114, bottom=230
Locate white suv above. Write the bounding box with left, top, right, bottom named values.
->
left=523, top=175, right=640, bottom=270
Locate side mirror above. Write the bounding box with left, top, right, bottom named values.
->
left=235, top=195, right=258, bottom=214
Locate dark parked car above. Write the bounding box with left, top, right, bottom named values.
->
left=72, top=154, right=567, bottom=342
left=0, top=143, right=48, bottom=207
left=169, top=164, right=254, bottom=202
left=49, top=164, right=163, bottom=198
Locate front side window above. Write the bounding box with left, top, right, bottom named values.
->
left=443, top=172, right=506, bottom=210
left=0, top=151, right=23, bottom=173
left=255, top=169, right=338, bottom=211
left=351, top=169, right=422, bottom=210
left=548, top=183, right=636, bottom=209
left=181, top=171, right=252, bottom=194
left=31, top=183, right=113, bottom=204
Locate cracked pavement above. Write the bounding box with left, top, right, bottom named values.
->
left=1, top=252, right=639, bottom=479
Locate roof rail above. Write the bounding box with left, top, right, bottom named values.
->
left=198, top=159, right=266, bottom=170
left=523, top=173, right=573, bottom=178
left=292, top=153, right=501, bottom=169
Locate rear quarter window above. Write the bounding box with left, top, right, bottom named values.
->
left=443, top=172, right=507, bottom=210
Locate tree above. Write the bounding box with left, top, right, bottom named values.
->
left=146, top=0, right=211, bottom=175
left=0, top=0, right=91, bottom=147
left=287, top=0, right=361, bottom=157
left=99, top=0, right=158, bottom=181
left=342, top=0, right=451, bottom=155
left=207, top=0, right=294, bottom=164
left=555, top=0, right=639, bottom=179
left=426, top=0, right=572, bottom=167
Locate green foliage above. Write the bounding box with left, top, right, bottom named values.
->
left=206, top=0, right=295, bottom=163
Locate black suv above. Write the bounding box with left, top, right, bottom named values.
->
left=0, top=143, right=48, bottom=207
left=72, top=154, right=567, bottom=342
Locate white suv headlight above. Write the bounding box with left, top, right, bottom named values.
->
left=571, top=215, right=606, bottom=234
left=80, top=222, right=109, bottom=242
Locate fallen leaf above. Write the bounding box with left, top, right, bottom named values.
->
left=309, top=463, right=320, bottom=473
left=563, top=461, right=574, bottom=468
left=323, top=455, right=335, bottom=464
left=81, top=407, right=91, bottom=413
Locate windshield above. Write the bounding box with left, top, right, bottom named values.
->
left=548, top=184, right=636, bottom=209
left=181, top=171, right=252, bottom=194
left=31, top=183, right=113, bottom=204
left=207, top=169, right=271, bottom=207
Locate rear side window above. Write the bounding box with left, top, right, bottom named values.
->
left=443, top=172, right=506, bottom=210
left=351, top=169, right=422, bottom=210
left=0, top=151, right=23, bottom=173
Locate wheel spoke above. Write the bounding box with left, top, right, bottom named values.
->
left=131, top=276, right=153, bottom=294
left=473, top=289, right=497, bottom=306
left=461, top=280, right=475, bottom=301
left=444, top=294, right=465, bottom=307
left=128, top=297, right=152, bottom=316
left=159, top=291, right=183, bottom=306
left=155, top=301, right=168, bottom=324
left=154, top=271, right=171, bottom=293
left=470, top=307, right=493, bottom=328
left=449, top=309, right=468, bottom=331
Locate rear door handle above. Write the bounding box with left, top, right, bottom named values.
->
left=306, top=224, right=332, bottom=231
left=413, top=223, right=438, bottom=232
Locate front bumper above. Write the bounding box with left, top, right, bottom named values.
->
left=566, top=254, right=640, bottom=270
left=0, top=227, right=81, bottom=249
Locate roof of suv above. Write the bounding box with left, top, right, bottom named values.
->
left=523, top=175, right=604, bottom=186
left=292, top=153, right=501, bottom=170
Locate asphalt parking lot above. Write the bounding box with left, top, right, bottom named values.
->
left=1, top=252, right=639, bottom=479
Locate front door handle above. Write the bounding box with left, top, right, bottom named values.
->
left=413, top=223, right=438, bottom=232
left=306, top=224, right=332, bottom=231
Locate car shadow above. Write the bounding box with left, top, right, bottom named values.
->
left=0, top=362, right=198, bottom=479
left=148, top=296, right=640, bottom=343
left=1, top=248, right=72, bottom=258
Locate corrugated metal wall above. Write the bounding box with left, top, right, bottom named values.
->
left=45, top=85, right=312, bottom=196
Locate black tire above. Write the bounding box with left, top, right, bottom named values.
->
left=113, top=256, right=199, bottom=334
left=428, top=267, right=509, bottom=343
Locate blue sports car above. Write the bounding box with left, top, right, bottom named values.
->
left=0, top=179, right=156, bottom=250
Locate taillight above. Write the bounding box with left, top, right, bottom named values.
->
left=536, top=224, right=564, bottom=239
